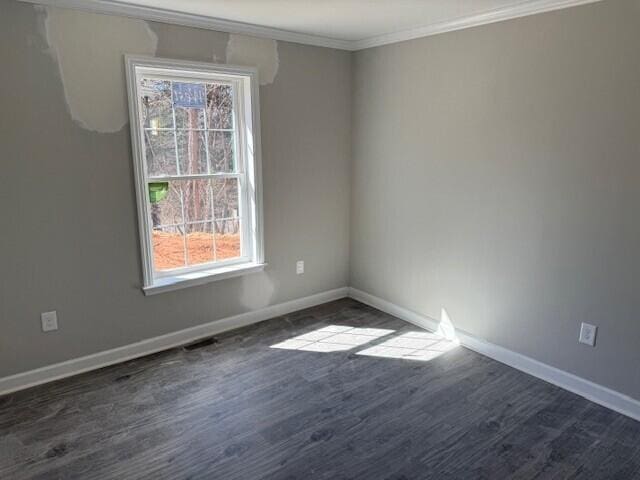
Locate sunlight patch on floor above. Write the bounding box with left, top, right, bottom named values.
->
left=270, top=324, right=459, bottom=361
left=270, top=325, right=395, bottom=352
left=357, top=331, right=459, bottom=361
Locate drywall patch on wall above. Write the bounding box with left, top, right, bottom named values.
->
left=150, top=21, right=227, bottom=64
left=42, top=7, right=157, bottom=133
left=226, top=34, right=279, bottom=85
left=239, top=273, right=277, bottom=310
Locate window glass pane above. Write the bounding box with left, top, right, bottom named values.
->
left=140, top=79, right=173, bottom=129
left=149, top=181, right=183, bottom=228
left=183, top=179, right=213, bottom=224
left=207, top=84, right=234, bottom=130
left=172, top=81, right=206, bottom=129
left=150, top=181, right=185, bottom=271
left=215, top=219, right=241, bottom=260
left=209, top=131, right=235, bottom=172
left=186, top=222, right=215, bottom=266
left=153, top=225, right=186, bottom=271
left=177, top=131, right=208, bottom=175
left=213, top=178, right=239, bottom=219
left=175, top=107, right=206, bottom=130
left=132, top=64, right=259, bottom=278
left=145, top=130, right=177, bottom=177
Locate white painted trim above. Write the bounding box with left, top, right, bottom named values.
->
left=4, top=285, right=639, bottom=423
left=124, top=55, right=265, bottom=291
left=0, top=287, right=349, bottom=396
left=18, top=0, right=353, bottom=50
left=19, top=0, right=604, bottom=51
left=348, top=287, right=640, bottom=422
left=351, top=0, right=605, bottom=50
left=143, top=263, right=266, bottom=296
left=350, top=288, right=440, bottom=332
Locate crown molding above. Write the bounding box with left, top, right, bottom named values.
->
left=351, top=0, right=604, bottom=50
left=19, top=0, right=604, bottom=51
left=17, top=0, right=353, bottom=50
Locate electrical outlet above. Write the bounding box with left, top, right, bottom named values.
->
left=579, top=322, right=597, bottom=347
left=41, top=311, right=58, bottom=332
left=296, top=260, right=304, bottom=275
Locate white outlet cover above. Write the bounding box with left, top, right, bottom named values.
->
left=296, top=260, right=304, bottom=274
left=41, top=311, right=58, bottom=332
left=579, top=322, right=597, bottom=347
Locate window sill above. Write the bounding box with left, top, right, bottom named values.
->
left=143, top=262, right=266, bottom=296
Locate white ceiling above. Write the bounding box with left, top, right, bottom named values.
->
left=121, top=0, right=538, bottom=41
left=23, top=0, right=602, bottom=49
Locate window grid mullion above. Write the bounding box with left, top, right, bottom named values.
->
left=178, top=183, right=187, bottom=267
left=156, top=217, right=241, bottom=230
left=143, top=128, right=235, bottom=132
left=169, top=81, right=181, bottom=176
left=202, top=91, right=217, bottom=262
left=210, top=182, right=217, bottom=262
left=202, top=88, right=212, bottom=176
left=147, top=173, right=242, bottom=182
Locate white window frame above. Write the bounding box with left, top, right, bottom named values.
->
left=125, top=55, right=265, bottom=295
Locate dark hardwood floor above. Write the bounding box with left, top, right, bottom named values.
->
left=1, top=298, right=639, bottom=479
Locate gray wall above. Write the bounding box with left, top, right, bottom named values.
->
left=0, top=2, right=351, bottom=377
left=3, top=0, right=639, bottom=402
left=351, top=0, right=640, bottom=399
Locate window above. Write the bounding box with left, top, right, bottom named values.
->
left=125, top=56, right=264, bottom=294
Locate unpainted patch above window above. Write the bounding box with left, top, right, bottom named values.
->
left=226, top=34, right=279, bottom=86
left=42, top=7, right=158, bottom=133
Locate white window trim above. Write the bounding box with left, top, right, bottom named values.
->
left=125, top=55, right=265, bottom=295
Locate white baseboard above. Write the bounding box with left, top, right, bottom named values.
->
left=4, top=285, right=639, bottom=424
left=349, top=288, right=440, bottom=332
left=0, top=287, right=349, bottom=396
left=349, top=287, right=640, bottom=422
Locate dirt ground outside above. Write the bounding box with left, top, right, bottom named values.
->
left=153, top=231, right=240, bottom=270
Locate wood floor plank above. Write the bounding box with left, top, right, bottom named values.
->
left=1, top=298, right=639, bottom=479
